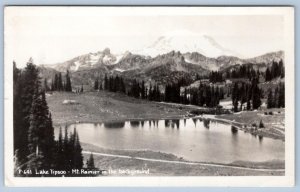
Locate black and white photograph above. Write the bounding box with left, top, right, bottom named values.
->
left=4, top=6, right=295, bottom=186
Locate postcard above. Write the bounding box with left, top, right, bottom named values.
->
left=4, top=6, right=295, bottom=186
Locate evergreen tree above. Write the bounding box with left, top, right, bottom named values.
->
left=28, top=87, right=55, bottom=169
left=233, top=99, right=239, bottom=112
left=239, top=84, right=246, bottom=110
left=65, top=70, right=72, bottom=92
left=274, top=87, right=279, bottom=108
left=86, top=153, right=95, bottom=169
left=246, top=84, right=252, bottom=110
left=14, top=61, right=84, bottom=175
left=59, top=73, right=63, bottom=91
left=209, top=71, right=223, bottom=83
left=54, top=74, right=58, bottom=91
left=44, top=79, right=49, bottom=92
left=265, top=68, right=271, bottom=81
left=16, top=60, right=39, bottom=164
left=231, top=83, right=240, bottom=112
left=259, top=120, right=265, bottom=128
left=94, top=78, right=99, bottom=90
left=183, top=88, right=188, bottom=104
left=73, top=128, right=83, bottom=169
left=279, top=59, right=285, bottom=78
left=104, top=74, right=108, bottom=90
left=99, top=82, right=103, bottom=90
left=251, top=79, right=262, bottom=110
left=278, top=83, right=285, bottom=108
left=120, top=77, right=126, bottom=93
left=63, top=126, right=71, bottom=170
left=55, top=126, right=65, bottom=169
left=13, top=62, right=25, bottom=164
left=267, top=89, right=274, bottom=108
left=141, top=81, right=145, bottom=99
left=265, top=60, right=285, bottom=81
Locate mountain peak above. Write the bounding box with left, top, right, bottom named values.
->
left=103, top=48, right=111, bottom=55
left=136, top=32, right=242, bottom=58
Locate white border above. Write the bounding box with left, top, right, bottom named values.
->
left=4, top=6, right=295, bottom=187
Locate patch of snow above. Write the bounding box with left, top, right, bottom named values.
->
left=220, top=100, right=233, bottom=110
left=136, top=30, right=242, bottom=58
left=102, top=55, right=111, bottom=64
left=184, top=57, right=192, bottom=63
left=70, top=61, right=81, bottom=71
left=90, top=54, right=101, bottom=65
left=114, top=68, right=126, bottom=72
left=112, top=54, right=124, bottom=64
left=62, top=100, right=79, bottom=105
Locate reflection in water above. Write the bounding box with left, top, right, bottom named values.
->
left=192, top=118, right=197, bottom=127
left=141, top=121, right=145, bottom=127
left=152, top=120, right=156, bottom=127
left=231, top=125, right=238, bottom=135
left=203, top=119, right=210, bottom=129
left=173, top=119, right=180, bottom=129
left=165, top=120, right=170, bottom=127
left=104, top=121, right=125, bottom=128
left=259, top=135, right=264, bottom=142
left=130, top=121, right=140, bottom=127
left=55, top=118, right=284, bottom=164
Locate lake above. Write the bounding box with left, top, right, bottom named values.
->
left=55, top=118, right=284, bottom=164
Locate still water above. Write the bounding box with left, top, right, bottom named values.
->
left=55, top=118, right=284, bottom=163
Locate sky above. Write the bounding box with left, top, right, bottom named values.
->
left=5, top=7, right=285, bottom=68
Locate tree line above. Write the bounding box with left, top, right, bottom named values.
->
left=98, top=74, right=224, bottom=108
left=265, top=60, right=284, bottom=81
left=94, top=74, right=126, bottom=93
left=225, top=65, right=260, bottom=80
left=13, top=61, right=86, bottom=176
left=231, top=78, right=262, bottom=112
left=185, top=84, right=225, bottom=107
left=267, top=82, right=285, bottom=108
left=209, top=71, right=223, bottom=83
left=48, top=70, right=72, bottom=92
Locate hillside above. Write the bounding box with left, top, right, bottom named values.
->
left=39, top=49, right=284, bottom=89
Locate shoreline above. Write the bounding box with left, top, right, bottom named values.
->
left=199, top=115, right=285, bottom=141
left=81, top=143, right=285, bottom=176
left=47, top=92, right=285, bottom=175
left=53, top=113, right=284, bottom=141
left=48, top=92, right=285, bottom=141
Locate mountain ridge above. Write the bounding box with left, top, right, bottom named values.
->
left=44, top=49, right=284, bottom=73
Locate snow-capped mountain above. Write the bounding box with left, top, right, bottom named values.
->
left=40, top=48, right=284, bottom=89
left=135, top=31, right=241, bottom=58
left=46, top=48, right=123, bottom=72
left=44, top=29, right=284, bottom=73
left=112, top=51, right=151, bottom=71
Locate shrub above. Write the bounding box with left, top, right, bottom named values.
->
left=259, top=120, right=265, bottom=128
left=268, top=111, right=273, bottom=115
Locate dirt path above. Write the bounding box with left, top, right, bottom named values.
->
left=82, top=151, right=284, bottom=172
